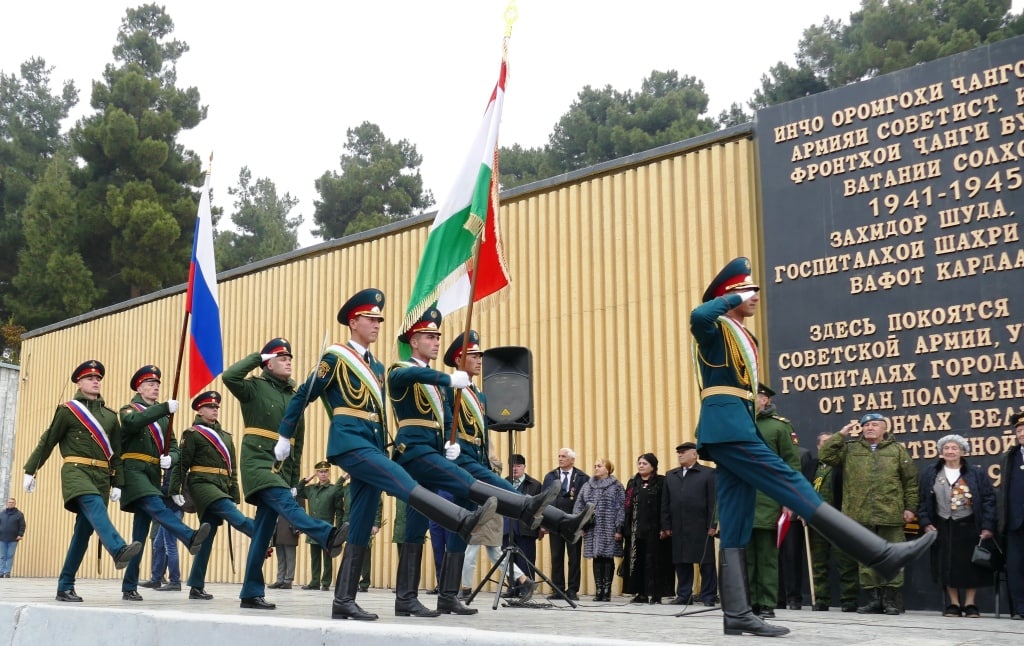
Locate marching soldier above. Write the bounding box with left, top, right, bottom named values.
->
left=276, top=288, right=497, bottom=621
left=23, top=360, right=143, bottom=602
left=169, top=390, right=255, bottom=600
left=118, top=365, right=211, bottom=601
left=224, top=338, right=348, bottom=610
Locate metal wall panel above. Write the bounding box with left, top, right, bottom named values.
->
left=12, top=131, right=760, bottom=593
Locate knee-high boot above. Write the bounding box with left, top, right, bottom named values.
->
left=407, top=485, right=498, bottom=543
left=437, top=552, right=478, bottom=615
left=332, top=544, right=377, bottom=620
left=469, top=481, right=558, bottom=530
left=807, top=504, right=935, bottom=581
left=394, top=543, right=440, bottom=617
left=720, top=548, right=790, bottom=637
left=539, top=503, right=596, bottom=544
left=592, top=560, right=606, bottom=602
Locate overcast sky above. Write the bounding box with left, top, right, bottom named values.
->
left=6, top=1, right=1017, bottom=246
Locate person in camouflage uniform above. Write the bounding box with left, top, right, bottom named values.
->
left=748, top=383, right=801, bottom=618
left=118, top=365, right=211, bottom=602
left=225, top=338, right=348, bottom=610
left=169, top=390, right=255, bottom=600
left=809, top=432, right=859, bottom=612
left=298, top=461, right=345, bottom=590
left=818, top=413, right=921, bottom=615
left=22, top=360, right=143, bottom=602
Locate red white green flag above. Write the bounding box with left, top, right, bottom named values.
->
left=400, top=53, right=511, bottom=357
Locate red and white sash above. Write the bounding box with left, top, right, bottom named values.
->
left=65, top=400, right=114, bottom=460
left=192, top=424, right=232, bottom=472
left=131, top=401, right=166, bottom=454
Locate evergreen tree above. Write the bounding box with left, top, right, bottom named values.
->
left=215, top=167, right=301, bottom=270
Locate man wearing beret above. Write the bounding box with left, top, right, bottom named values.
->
left=23, top=360, right=143, bottom=602
left=819, top=413, right=920, bottom=615
left=277, top=289, right=497, bottom=621
left=169, top=390, right=255, bottom=600
left=224, top=337, right=348, bottom=610
left=297, top=460, right=345, bottom=590
left=118, top=365, right=211, bottom=601
left=661, top=441, right=717, bottom=607
left=998, top=411, right=1024, bottom=620
left=690, top=257, right=934, bottom=637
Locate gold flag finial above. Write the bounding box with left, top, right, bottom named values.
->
left=206, top=151, right=214, bottom=176
left=504, top=0, right=518, bottom=37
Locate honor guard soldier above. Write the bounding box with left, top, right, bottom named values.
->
left=224, top=338, right=349, bottom=610
left=277, top=288, right=497, bottom=621
left=388, top=311, right=586, bottom=617
left=691, top=257, right=935, bottom=637
left=23, top=360, right=143, bottom=602
left=118, top=365, right=212, bottom=601
left=169, top=390, right=255, bottom=600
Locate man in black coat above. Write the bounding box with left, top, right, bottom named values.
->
left=998, top=411, right=1024, bottom=620
left=541, top=447, right=589, bottom=600
left=503, top=453, right=542, bottom=597
left=661, top=442, right=718, bottom=605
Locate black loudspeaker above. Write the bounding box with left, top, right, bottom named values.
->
left=482, top=346, right=534, bottom=431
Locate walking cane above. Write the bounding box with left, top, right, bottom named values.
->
left=803, top=521, right=816, bottom=607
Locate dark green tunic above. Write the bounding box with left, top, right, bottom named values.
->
left=169, top=416, right=241, bottom=519
left=23, top=391, right=124, bottom=510
left=118, top=394, right=177, bottom=512
left=222, top=352, right=305, bottom=503
left=297, top=478, right=343, bottom=544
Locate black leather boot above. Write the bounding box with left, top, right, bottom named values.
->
left=808, top=504, right=935, bottom=580
left=332, top=544, right=377, bottom=620
left=436, top=552, right=478, bottom=615
left=592, top=561, right=606, bottom=602
left=407, top=485, right=498, bottom=543
left=539, top=503, right=596, bottom=544
left=469, top=481, right=557, bottom=530
left=857, top=588, right=883, bottom=614
left=881, top=587, right=900, bottom=615
left=719, top=548, right=790, bottom=637
left=394, top=543, right=440, bottom=617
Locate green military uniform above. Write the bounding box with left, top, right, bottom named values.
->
left=748, top=401, right=800, bottom=615
left=818, top=426, right=920, bottom=592
left=298, top=466, right=344, bottom=588
left=118, top=393, right=177, bottom=510
left=170, top=416, right=242, bottom=519
left=809, top=456, right=859, bottom=610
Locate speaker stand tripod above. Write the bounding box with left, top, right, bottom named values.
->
left=465, top=543, right=577, bottom=610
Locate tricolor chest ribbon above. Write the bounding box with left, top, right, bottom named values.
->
left=65, top=400, right=114, bottom=460
left=131, top=402, right=166, bottom=454
left=192, top=424, right=232, bottom=472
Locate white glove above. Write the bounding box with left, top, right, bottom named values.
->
left=110, top=487, right=122, bottom=502
left=444, top=441, right=461, bottom=460
left=274, top=436, right=291, bottom=461
left=738, top=289, right=758, bottom=302
left=260, top=353, right=277, bottom=363
left=23, top=473, right=36, bottom=493
left=290, top=487, right=298, bottom=498
left=159, top=454, right=172, bottom=469
left=448, top=371, right=471, bottom=389
left=172, top=494, right=186, bottom=507
left=166, top=399, right=179, bottom=414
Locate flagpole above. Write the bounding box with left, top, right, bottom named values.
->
left=167, top=310, right=189, bottom=455
left=449, top=236, right=485, bottom=446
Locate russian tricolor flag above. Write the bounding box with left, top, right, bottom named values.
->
left=186, top=172, right=223, bottom=397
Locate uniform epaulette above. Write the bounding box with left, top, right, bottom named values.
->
left=771, top=414, right=790, bottom=423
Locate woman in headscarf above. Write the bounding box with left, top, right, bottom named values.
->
left=617, top=453, right=674, bottom=604
left=918, top=434, right=997, bottom=618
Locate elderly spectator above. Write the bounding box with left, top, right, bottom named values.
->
left=998, top=411, right=1024, bottom=620
left=618, top=454, right=674, bottom=604
left=574, top=458, right=625, bottom=601
left=819, top=413, right=921, bottom=615
left=919, top=434, right=996, bottom=618
left=661, top=442, right=718, bottom=606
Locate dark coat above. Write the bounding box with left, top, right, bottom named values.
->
left=997, top=442, right=1024, bottom=539
left=574, top=475, right=625, bottom=559
left=661, top=462, right=717, bottom=564
left=542, top=466, right=589, bottom=514
left=505, top=473, right=542, bottom=537
left=0, top=507, right=25, bottom=542
left=619, top=473, right=675, bottom=597
left=918, top=458, right=997, bottom=533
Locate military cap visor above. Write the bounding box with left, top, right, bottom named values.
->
left=315, top=460, right=331, bottom=470
left=130, top=365, right=162, bottom=391
left=338, top=288, right=386, bottom=324
left=702, top=257, right=760, bottom=302
left=192, top=390, right=222, bottom=410
left=71, top=360, right=105, bottom=383
left=260, top=338, right=293, bottom=360
left=398, top=307, right=443, bottom=344
left=443, top=330, right=483, bottom=367
left=757, top=383, right=776, bottom=397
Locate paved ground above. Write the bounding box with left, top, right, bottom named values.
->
left=1, top=576, right=1022, bottom=645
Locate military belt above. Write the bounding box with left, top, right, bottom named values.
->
left=396, top=419, right=440, bottom=430
left=244, top=427, right=295, bottom=444
left=332, top=407, right=380, bottom=423
left=700, top=386, right=754, bottom=401
left=122, top=452, right=160, bottom=464
left=190, top=465, right=229, bottom=476
left=457, top=432, right=482, bottom=446
left=63, top=456, right=110, bottom=470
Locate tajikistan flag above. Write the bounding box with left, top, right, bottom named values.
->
left=400, top=54, right=511, bottom=356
